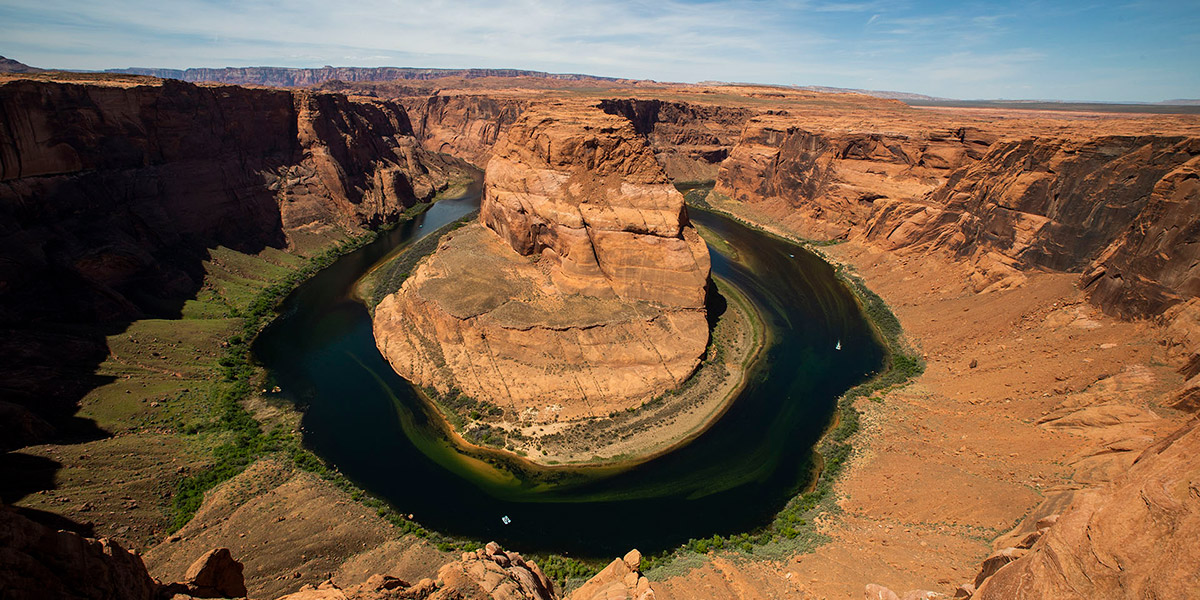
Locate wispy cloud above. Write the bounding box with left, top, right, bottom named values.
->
left=0, top=0, right=1195, bottom=101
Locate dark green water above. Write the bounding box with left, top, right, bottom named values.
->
left=253, top=186, right=885, bottom=557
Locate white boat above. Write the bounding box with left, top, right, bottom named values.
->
left=835, top=340, right=842, bottom=350
left=501, top=515, right=512, bottom=525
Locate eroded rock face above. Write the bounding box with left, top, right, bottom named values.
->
left=597, top=98, right=754, bottom=182
left=972, top=417, right=1200, bottom=600
left=864, top=136, right=1199, bottom=292
left=0, top=77, right=464, bottom=326
left=374, top=105, right=710, bottom=420
left=402, top=94, right=529, bottom=167
left=715, top=116, right=991, bottom=239
left=481, top=107, right=710, bottom=308
left=1083, top=147, right=1200, bottom=318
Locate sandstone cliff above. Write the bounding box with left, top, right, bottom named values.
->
left=865, top=136, right=1198, bottom=289
left=373, top=105, right=710, bottom=421
left=598, top=98, right=754, bottom=182
left=0, top=75, right=469, bottom=449
left=714, top=115, right=993, bottom=239
left=401, top=94, right=529, bottom=167
left=1083, top=147, right=1200, bottom=318
left=710, top=115, right=1199, bottom=317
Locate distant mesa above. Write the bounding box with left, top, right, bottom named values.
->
left=102, top=64, right=624, bottom=88
left=0, top=56, right=43, bottom=73
left=372, top=103, right=712, bottom=421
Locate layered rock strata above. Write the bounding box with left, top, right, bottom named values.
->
left=711, top=116, right=1199, bottom=318
left=865, top=136, right=1198, bottom=286
left=401, top=94, right=529, bottom=167
left=0, top=76, right=467, bottom=323
left=714, top=115, right=993, bottom=239
left=0, top=75, right=468, bottom=448
left=598, top=98, right=754, bottom=182
left=373, top=105, right=710, bottom=420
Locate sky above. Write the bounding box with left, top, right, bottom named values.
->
left=1, top=0, right=1197, bottom=102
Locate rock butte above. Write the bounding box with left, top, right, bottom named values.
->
left=372, top=104, right=712, bottom=420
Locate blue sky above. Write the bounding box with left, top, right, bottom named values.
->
left=1, top=0, right=1196, bottom=101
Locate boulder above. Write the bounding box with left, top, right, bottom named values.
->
left=183, top=548, right=247, bottom=598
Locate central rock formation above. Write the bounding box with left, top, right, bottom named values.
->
left=373, top=105, right=711, bottom=421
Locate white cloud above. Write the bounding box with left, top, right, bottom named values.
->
left=0, top=0, right=1195, bottom=101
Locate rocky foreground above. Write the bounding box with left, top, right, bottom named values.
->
left=1, top=502, right=653, bottom=600
left=372, top=104, right=711, bottom=421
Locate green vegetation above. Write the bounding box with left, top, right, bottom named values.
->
left=169, top=202, right=443, bottom=532
left=532, top=554, right=605, bottom=594
left=693, top=223, right=739, bottom=260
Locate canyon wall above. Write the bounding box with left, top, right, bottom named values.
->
left=0, top=77, right=466, bottom=323
left=865, top=136, right=1198, bottom=291
left=400, top=94, right=530, bottom=167
left=713, top=115, right=994, bottom=239
left=0, top=76, right=468, bottom=448
left=373, top=104, right=711, bottom=420
left=391, top=95, right=754, bottom=179
left=597, top=98, right=754, bottom=182
left=711, top=116, right=1200, bottom=318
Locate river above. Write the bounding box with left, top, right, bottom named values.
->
left=253, top=184, right=885, bottom=557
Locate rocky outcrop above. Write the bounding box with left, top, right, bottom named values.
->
left=401, top=95, right=529, bottom=167
left=0, top=504, right=158, bottom=599
left=567, top=549, right=654, bottom=600
left=963, top=417, right=1200, bottom=599
left=438, top=542, right=555, bottom=600
left=0, top=75, right=468, bottom=448
left=276, top=541, right=554, bottom=600
left=715, top=116, right=992, bottom=239
left=181, top=548, right=248, bottom=598
left=481, top=106, right=709, bottom=308
left=373, top=105, right=710, bottom=420
left=0, top=504, right=250, bottom=600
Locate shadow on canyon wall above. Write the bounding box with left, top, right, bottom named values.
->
left=0, top=76, right=467, bottom=461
